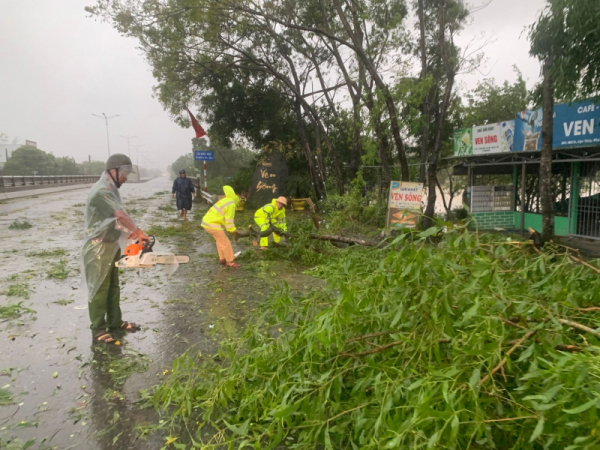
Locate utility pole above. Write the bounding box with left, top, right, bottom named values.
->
left=120, top=135, right=137, bottom=158
left=133, top=144, right=144, bottom=167
left=92, top=113, right=120, bottom=157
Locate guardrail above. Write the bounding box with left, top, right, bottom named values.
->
left=189, top=177, right=216, bottom=204
left=0, top=175, right=101, bottom=194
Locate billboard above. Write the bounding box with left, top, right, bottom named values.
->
left=386, top=181, right=424, bottom=229
left=513, top=100, right=600, bottom=152
left=25, top=140, right=37, bottom=148
left=473, top=121, right=514, bottom=155
left=453, top=128, right=473, bottom=156
left=553, top=100, right=600, bottom=149
left=513, top=108, right=543, bottom=151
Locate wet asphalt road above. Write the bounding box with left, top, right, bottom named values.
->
left=0, top=177, right=217, bottom=449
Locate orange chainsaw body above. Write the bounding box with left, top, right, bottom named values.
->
left=123, top=242, right=144, bottom=257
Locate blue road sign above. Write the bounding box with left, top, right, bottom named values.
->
left=194, top=151, right=214, bottom=161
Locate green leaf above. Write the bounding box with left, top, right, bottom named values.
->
left=223, top=419, right=249, bottom=436
left=529, top=415, right=544, bottom=442
left=469, top=368, right=480, bottom=390
left=564, top=398, right=598, bottom=414
left=517, top=343, right=535, bottom=362
left=271, top=401, right=299, bottom=418
left=417, top=227, right=442, bottom=238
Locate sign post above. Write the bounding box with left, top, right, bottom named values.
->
left=386, top=181, right=424, bottom=228
left=194, top=151, right=214, bottom=193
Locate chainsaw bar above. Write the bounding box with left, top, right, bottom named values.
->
left=116, top=252, right=190, bottom=268
left=156, top=255, right=190, bottom=265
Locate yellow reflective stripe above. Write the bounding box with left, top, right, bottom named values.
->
left=202, top=221, right=222, bottom=229
left=214, top=200, right=235, bottom=215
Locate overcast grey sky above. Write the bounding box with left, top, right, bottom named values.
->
left=0, top=0, right=547, bottom=170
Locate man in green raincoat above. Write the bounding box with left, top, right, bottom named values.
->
left=81, top=154, right=150, bottom=343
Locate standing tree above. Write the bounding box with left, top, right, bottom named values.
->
left=531, top=0, right=600, bottom=241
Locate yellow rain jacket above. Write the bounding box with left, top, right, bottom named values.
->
left=201, top=186, right=239, bottom=233
left=255, top=199, right=287, bottom=232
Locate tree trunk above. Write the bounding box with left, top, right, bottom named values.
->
left=331, top=0, right=409, bottom=181
left=362, top=78, right=391, bottom=193
left=422, top=0, right=455, bottom=230
left=351, top=103, right=362, bottom=176
left=294, top=99, right=322, bottom=200
left=540, top=57, right=555, bottom=241
left=418, top=0, right=429, bottom=185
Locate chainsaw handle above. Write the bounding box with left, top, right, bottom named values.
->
left=137, top=235, right=155, bottom=254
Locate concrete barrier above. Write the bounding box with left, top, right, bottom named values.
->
left=0, top=175, right=155, bottom=200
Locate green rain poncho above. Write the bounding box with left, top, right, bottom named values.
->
left=81, top=173, right=137, bottom=301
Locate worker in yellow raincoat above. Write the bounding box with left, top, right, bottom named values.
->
left=201, top=186, right=241, bottom=268
left=254, top=196, right=288, bottom=249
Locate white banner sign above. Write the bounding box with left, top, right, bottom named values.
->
left=473, top=121, right=514, bottom=155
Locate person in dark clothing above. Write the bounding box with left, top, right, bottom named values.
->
left=172, top=169, right=196, bottom=220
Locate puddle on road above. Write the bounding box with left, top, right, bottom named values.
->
left=0, top=178, right=317, bottom=449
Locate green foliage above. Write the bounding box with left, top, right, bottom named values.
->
left=458, top=70, right=529, bottom=128
left=6, top=284, right=29, bottom=299
left=2, top=146, right=79, bottom=175
left=320, top=175, right=387, bottom=232
left=0, top=302, right=35, bottom=319
left=152, top=230, right=600, bottom=448
left=79, top=160, right=106, bottom=175
left=229, top=166, right=255, bottom=195
left=26, top=248, right=67, bottom=258
left=285, top=172, right=313, bottom=198
left=53, top=299, right=74, bottom=306
left=8, top=220, right=31, bottom=230
left=46, top=260, right=70, bottom=279
left=530, top=0, right=600, bottom=101
left=0, top=387, right=12, bottom=405
left=168, top=139, right=255, bottom=181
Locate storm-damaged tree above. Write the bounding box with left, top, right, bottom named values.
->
left=229, top=0, right=413, bottom=181
left=530, top=0, right=600, bottom=241
left=420, top=0, right=468, bottom=230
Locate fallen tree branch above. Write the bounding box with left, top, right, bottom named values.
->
left=558, top=318, right=600, bottom=338
left=498, top=317, right=528, bottom=330
left=555, top=344, right=583, bottom=352
left=341, top=338, right=451, bottom=357
left=309, top=234, right=375, bottom=246
left=345, top=330, right=403, bottom=344
left=568, top=254, right=600, bottom=274
left=243, top=225, right=377, bottom=247
left=481, top=330, right=536, bottom=385
left=340, top=340, right=405, bottom=357
left=483, top=415, right=537, bottom=423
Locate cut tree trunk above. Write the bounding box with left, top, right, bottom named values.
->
left=244, top=225, right=376, bottom=247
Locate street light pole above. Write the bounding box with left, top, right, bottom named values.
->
left=93, top=113, right=120, bottom=157
left=133, top=144, right=144, bottom=167
left=120, top=135, right=137, bottom=158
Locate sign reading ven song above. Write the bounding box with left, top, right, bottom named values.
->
left=387, top=181, right=424, bottom=228
left=248, top=151, right=289, bottom=206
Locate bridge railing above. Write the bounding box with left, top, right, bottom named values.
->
left=189, top=177, right=216, bottom=204
left=0, top=175, right=101, bottom=193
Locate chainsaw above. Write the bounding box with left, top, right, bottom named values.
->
left=115, top=236, right=190, bottom=268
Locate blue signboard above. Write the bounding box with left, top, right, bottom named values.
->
left=194, top=151, right=214, bottom=161
left=553, top=100, right=600, bottom=149
left=512, top=100, right=600, bottom=152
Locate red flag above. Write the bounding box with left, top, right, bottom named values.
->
left=186, top=107, right=207, bottom=139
